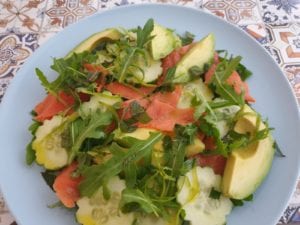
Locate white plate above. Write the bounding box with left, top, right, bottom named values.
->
left=0, top=4, right=299, bottom=225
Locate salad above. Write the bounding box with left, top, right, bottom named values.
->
left=26, top=19, right=279, bottom=225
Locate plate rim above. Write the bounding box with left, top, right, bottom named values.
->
left=0, top=3, right=300, bottom=225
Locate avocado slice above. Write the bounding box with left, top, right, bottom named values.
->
left=65, top=28, right=121, bottom=58
left=173, top=34, right=215, bottom=83
left=150, top=23, right=181, bottom=60
left=128, top=54, right=163, bottom=84
left=221, top=105, right=275, bottom=199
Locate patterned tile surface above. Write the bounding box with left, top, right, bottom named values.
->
left=257, top=0, right=300, bottom=24
left=202, top=0, right=263, bottom=25
left=0, top=0, right=300, bottom=225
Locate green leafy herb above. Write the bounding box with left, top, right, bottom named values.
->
left=182, top=221, right=191, bottom=225
left=79, top=132, right=163, bottom=197
left=28, top=120, right=42, bottom=135
left=230, top=198, right=244, bottom=207
left=179, top=31, right=195, bottom=46
left=199, top=115, right=228, bottom=156
left=209, top=188, right=221, bottom=199
left=115, top=19, right=154, bottom=82
left=163, top=67, right=176, bottom=84
left=41, top=170, right=58, bottom=191
left=211, top=56, right=245, bottom=106
left=274, top=141, right=286, bottom=157
left=35, top=51, right=98, bottom=96
left=120, top=188, right=161, bottom=216
left=120, top=101, right=151, bottom=132
left=68, top=110, right=113, bottom=163
left=231, top=195, right=253, bottom=206
left=35, top=68, right=55, bottom=95
left=26, top=141, right=36, bottom=165
left=236, top=63, right=252, bottom=81
left=136, top=19, right=155, bottom=48
left=243, top=194, right=253, bottom=201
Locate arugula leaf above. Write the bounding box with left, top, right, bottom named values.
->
left=28, top=120, right=42, bottom=135
left=116, top=19, right=154, bottom=82
left=274, top=141, right=286, bottom=157
left=163, top=67, right=176, bottom=84
left=120, top=188, right=161, bottom=216
left=124, top=163, right=137, bottom=188
left=68, top=110, right=113, bottom=163
left=26, top=141, right=36, bottom=165
left=236, top=63, right=252, bottom=81
left=35, top=68, right=55, bottom=95
left=41, top=170, right=58, bottom=191
left=79, top=132, right=163, bottom=197
left=136, top=19, right=154, bottom=48
left=211, top=56, right=245, bottom=106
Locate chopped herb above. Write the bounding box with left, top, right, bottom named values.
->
left=28, top=121, right=42, bottom=135
left=236, top=63, right=252, bottom=81
left=230, top=198, right=244, bottom=207
left=79, top=132, right=163, bottom=197
left=26, top=141, right=36, bottom=165
left=180, top=31, right=195, bottom=46
left=274, top=141, right=286, bottom=157
left=243, top=194, right=253, bottom=201
left=41, top=170, right=58, bottom=191
left=209, top=188, right=221, bottom=199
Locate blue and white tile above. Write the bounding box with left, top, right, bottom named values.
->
left=257, top=0, right=300, bottom=24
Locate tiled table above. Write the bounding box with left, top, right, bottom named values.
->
left=0, top=0, right=300, bottom=224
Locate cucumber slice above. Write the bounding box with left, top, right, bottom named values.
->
left=76, top=176, right=135, bottom=225
left=177, top=167, right=233, bottom=225
left=32, top=115, right=76, bottom=170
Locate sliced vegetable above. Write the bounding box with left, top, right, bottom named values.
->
left=32, top=114, right=76, bottom=170
left=76, top=176, right=135, bottom=225
left=177, top=167, right=233, bottom=225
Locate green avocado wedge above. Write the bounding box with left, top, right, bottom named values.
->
left=173, top=33, right=215, bottom=83
left=221, top=105, right=275, bottom=200
left=150, top=23, right=181, bottom=60
left=65, top=28, right=121, bottom=58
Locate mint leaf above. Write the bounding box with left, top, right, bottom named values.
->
left=209, top=188, right=221, bottom=199
left=179, top=31, right=195, bottom=46
left=274, top=141, right=286, bottom=157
